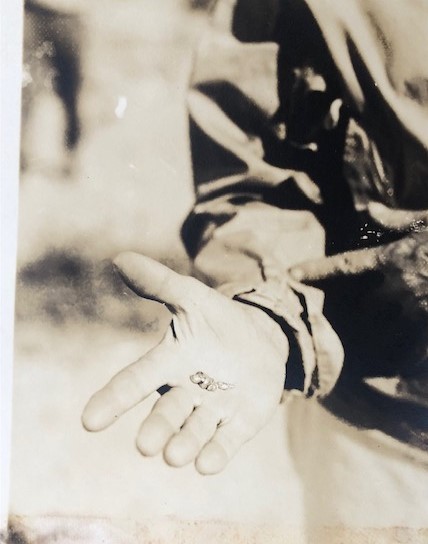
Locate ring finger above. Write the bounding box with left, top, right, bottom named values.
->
left=136, top=387, right=194, bottom=457
left=164, top=404, right=220, bottom=467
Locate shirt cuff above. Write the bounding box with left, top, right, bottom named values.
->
left=218, top=274, right=344, bottom=397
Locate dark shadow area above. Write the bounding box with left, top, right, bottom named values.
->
left=323, top=379, right=428, bottom=451
left=15, top=249, right=171, bottom=331
left=22, top=1, right=83, bottom=173
left=5, top=524, right=30, bottom=544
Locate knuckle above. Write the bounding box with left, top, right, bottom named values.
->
left=227, top=416, right=254, bottom=440
left=109, top=369, right=141, bottom=403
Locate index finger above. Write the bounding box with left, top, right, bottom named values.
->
left=82, top=343, right=173, bottom=432
left=368, top=202, right=428, bottom=232
left=289, top=246, right=382, bottom=283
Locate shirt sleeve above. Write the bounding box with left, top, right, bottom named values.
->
left=181, top=0, right=344, bottom=397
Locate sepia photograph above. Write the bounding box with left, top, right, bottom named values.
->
left=3, top=0, right=428, bottom=542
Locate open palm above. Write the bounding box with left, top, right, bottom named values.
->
left=82, top=252, right=288, bottom=475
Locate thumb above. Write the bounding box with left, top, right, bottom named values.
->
left=113, top=252, right=204, bottom=311
left=289, top=246, right=382, bottom=282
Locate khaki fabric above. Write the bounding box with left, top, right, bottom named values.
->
left=182, top=0, right=428, bottom=446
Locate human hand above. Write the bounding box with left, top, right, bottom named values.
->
left=290, top=202, right=428, bottom=283
left=82, top=252, right=288, bottom=475
left=289, top=202, right=428, bottom=316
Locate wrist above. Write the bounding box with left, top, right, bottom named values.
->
left=236, top=300, right=290, bottom=356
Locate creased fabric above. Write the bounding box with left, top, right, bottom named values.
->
left=182, top=0, right=428, bottom=409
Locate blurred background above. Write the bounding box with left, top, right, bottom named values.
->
left=17, top=0, right=212, bottom=328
